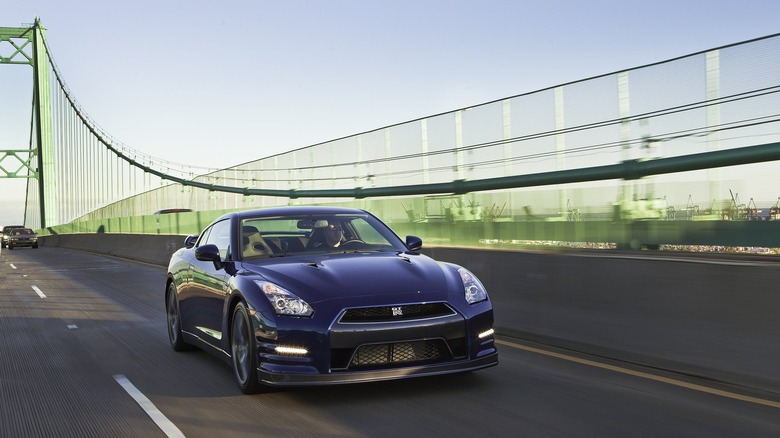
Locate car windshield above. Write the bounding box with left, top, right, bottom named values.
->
left=12, top=229, right=34, bottom=236
left=240, top=213, right=405, bottom=259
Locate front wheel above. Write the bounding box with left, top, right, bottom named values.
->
left=231, top=302, right=262, bottom=394
left=166, top=282, right=191, bottom=351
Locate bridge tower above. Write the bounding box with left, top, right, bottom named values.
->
left=0, top=19, right=54, bottom=228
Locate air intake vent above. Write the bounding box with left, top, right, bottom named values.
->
left=349, top=339, right=451, bottom=368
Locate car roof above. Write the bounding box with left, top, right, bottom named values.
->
left=197, top=207, right=372, bottom=233
left=229, top=206, right=368, bottom=220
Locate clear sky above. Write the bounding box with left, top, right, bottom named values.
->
left=2, top=0, right=780, bottom=225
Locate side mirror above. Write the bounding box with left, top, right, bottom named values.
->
left=195, top=244, right=222, bottom=267
left=405, top=235, right=423, bottom=252
left=184, top=234, right=199, bottom=249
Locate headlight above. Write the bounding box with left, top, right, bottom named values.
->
left=255, top=281, right=314, bottom=317
left=458, top=267, right=488, bottom=304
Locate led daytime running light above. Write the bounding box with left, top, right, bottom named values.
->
left=478, top=328, right=495, bottom=339
left=275, top=346, right=308, bottom=355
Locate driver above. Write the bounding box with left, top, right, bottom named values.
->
left=322, top=223, right=343, bottom=247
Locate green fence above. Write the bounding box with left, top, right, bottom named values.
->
left=33, top=33, right=780, bottom=250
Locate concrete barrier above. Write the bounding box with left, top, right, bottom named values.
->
left=40, top=234, right=780, bottom=395
left=425, top=247, right=780, bottom=395
left=40, top=233, right=186, bottom=267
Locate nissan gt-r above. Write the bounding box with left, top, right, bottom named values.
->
left=165, top=206, right=497, bottom=394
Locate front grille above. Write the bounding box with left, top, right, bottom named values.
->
left=340, top=303, right=455, bottom=323
left=348, top=339, right=451, bottom=369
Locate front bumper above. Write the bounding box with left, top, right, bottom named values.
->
left=254, top=302, right=497, bottom=387
left=8, top=238, right=37, bottom=247
left=257, top=350, right=498, bottom=386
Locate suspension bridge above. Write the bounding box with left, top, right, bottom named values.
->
left=2, top=19, right=780, bottom=248
left=3, top=19, right=780, bottom=436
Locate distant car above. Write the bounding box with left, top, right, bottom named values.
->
left=6, top=228, right=38, bottom=250
left=2, top=225, right=24, bottom=248
left=165, top=206, right=497, bottom=394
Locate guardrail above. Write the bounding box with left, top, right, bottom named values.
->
left=41, top=213, right=780, bottom=250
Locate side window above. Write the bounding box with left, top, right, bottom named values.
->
left=351, top=218, right=387, bottom=245
left=202, top=219, right=231, bottom=259
left=196, top=227, right=212, bottom=247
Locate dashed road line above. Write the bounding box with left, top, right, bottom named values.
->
left=114, top=375, right=185, bottom=438
left=31, top=285, right=46, bottom=299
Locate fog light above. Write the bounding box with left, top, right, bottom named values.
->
left=478, top=328, right=495, bottom=339
left=275, top=345, right=308, bottom=356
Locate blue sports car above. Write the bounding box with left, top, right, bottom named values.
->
left=165, top=206, right=497, bottom=394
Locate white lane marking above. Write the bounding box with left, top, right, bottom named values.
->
left=67, top=325, right=78, bottom=330
left=31, top=285, right=46, bottom=299
left=113, top=375, right=185, bottom=438
left=9, top=263, right=17, bottom=269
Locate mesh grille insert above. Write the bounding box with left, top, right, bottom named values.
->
left=349, top=339, right=451, bottom=368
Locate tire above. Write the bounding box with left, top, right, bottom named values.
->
left=166, top=282, right=191, bottom=351
left=231, top=302, right=262, bottom=394
left=7, top=245, right=12, bottom=250
left=33, top=244, right=38, bottom=249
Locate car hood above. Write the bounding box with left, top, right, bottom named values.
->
left=238, top=252, right=455, bottom=304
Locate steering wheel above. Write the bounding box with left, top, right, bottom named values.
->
left=339, top=239, right=364, bottom=248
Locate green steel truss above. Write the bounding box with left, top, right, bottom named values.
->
left=0, top=24, right=33, bottom=64
left=0, top=150, right=38, bottom=178
left=0, top=24, right=34, bottom=179
left=0, top=19, right=54, bottom=227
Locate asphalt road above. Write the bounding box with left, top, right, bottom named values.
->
left=2, top=247, right=780, bottom=437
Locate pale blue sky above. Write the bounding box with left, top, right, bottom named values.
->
left=2, top=0, right=780, bottom=224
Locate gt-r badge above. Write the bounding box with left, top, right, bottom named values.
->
left=392, top=306, right=403, bottom=316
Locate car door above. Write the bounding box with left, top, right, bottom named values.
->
left=186, top=219, right=232, bottom=346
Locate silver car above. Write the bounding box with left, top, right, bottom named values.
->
left=6, top=228, right=38, bottom=250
